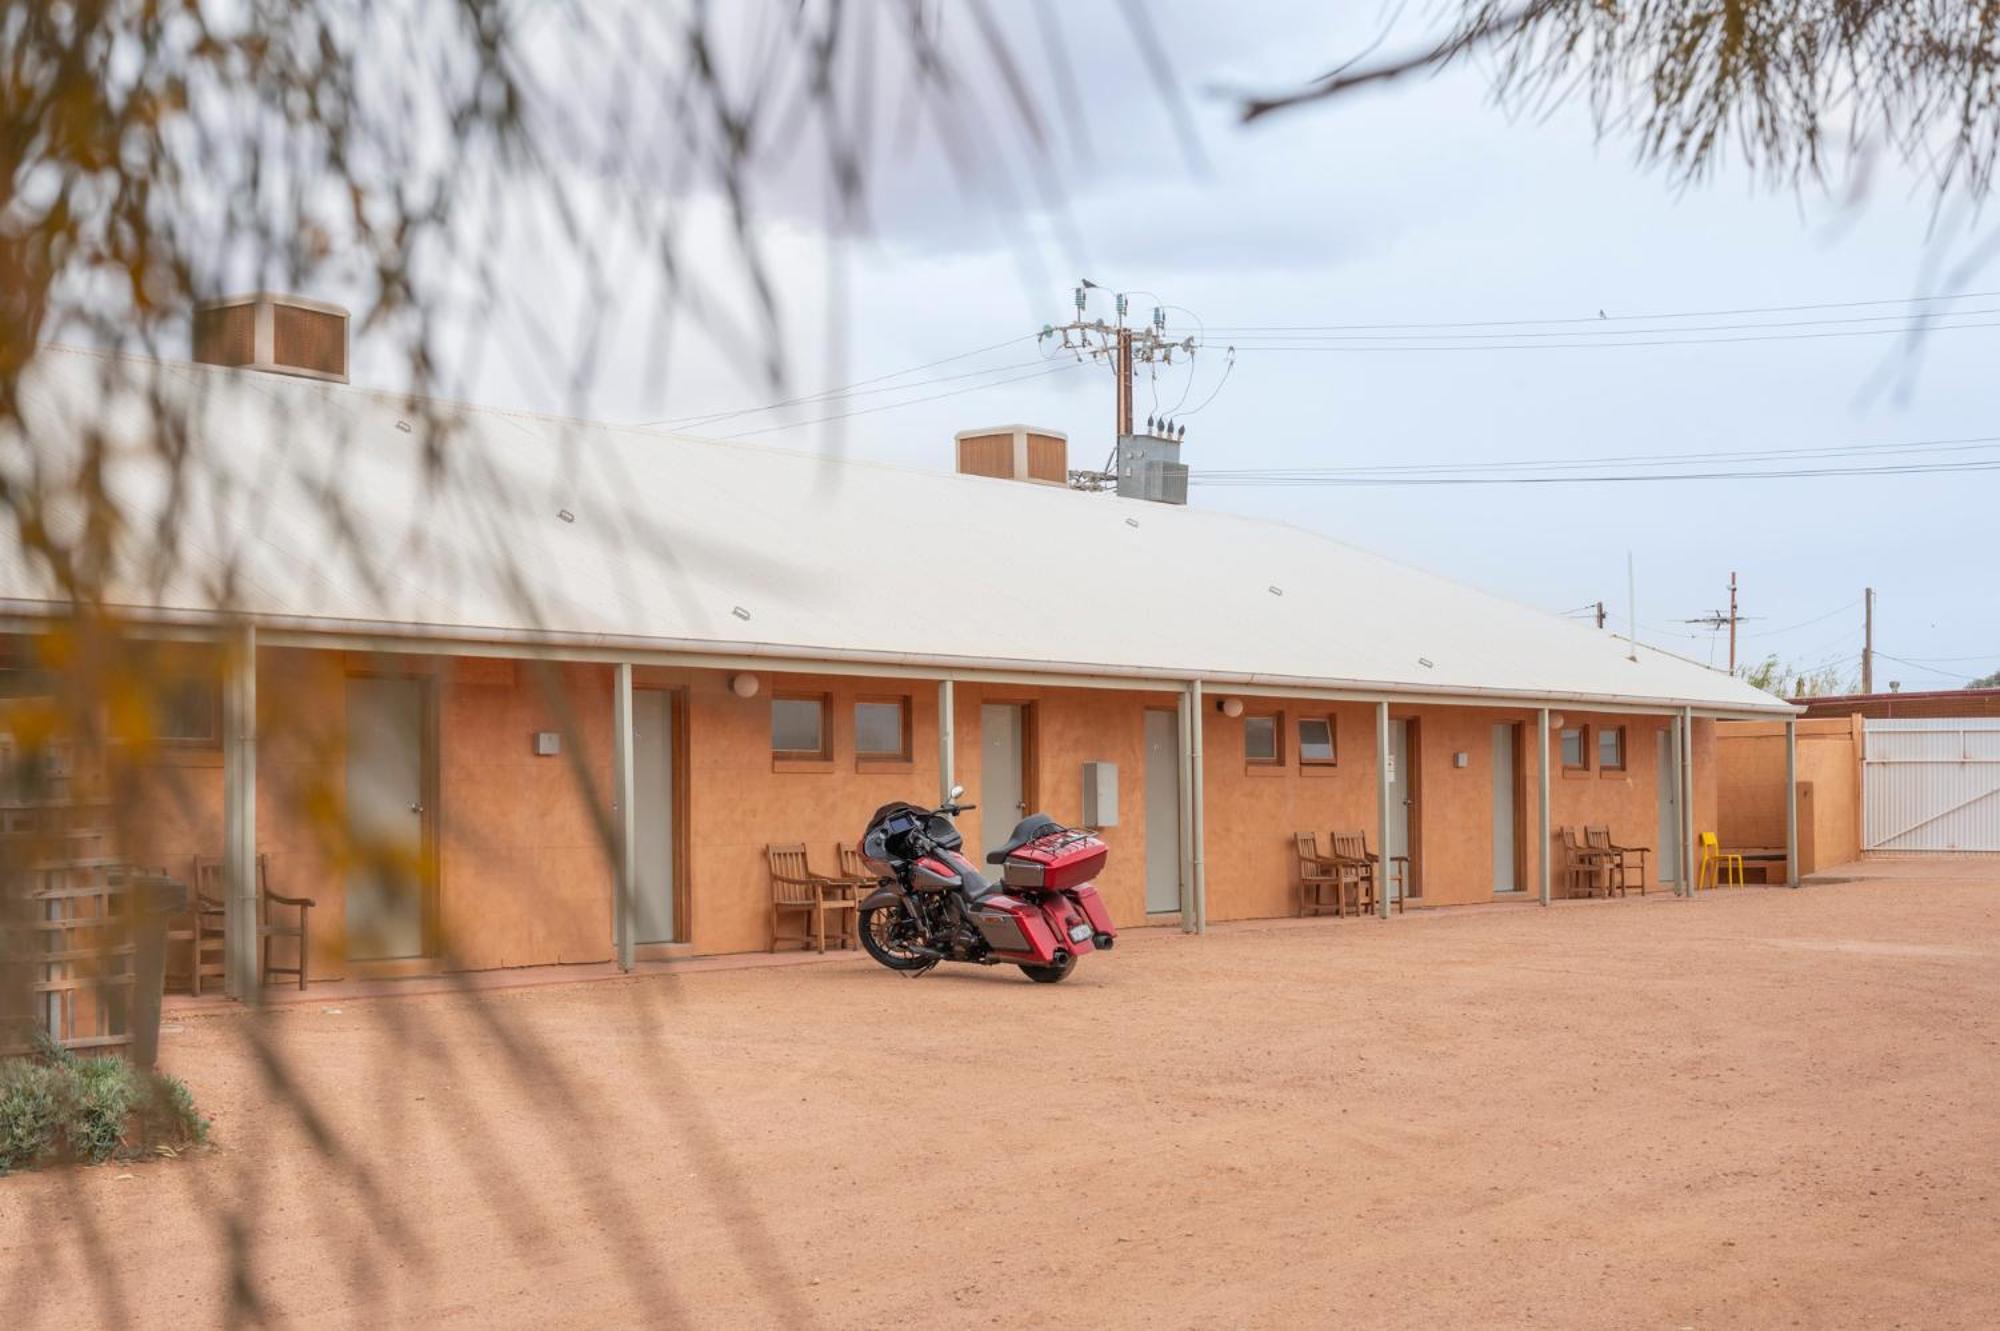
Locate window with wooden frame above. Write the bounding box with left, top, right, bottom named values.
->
left=1244, top=712, right=1283, bottom=765
left=853, top=696, right=911, bottom=762
left=1560, top=725, right=1589, bottom=771
left=1597, top=725, right=1627, bottom=772
left=1297, top=714, right=1337, bottom=765
left=157, top=675, right=221, bottom=745
left=771, top=693, right=830, bottom=760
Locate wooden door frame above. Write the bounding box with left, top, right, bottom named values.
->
left=980, top=697, right=1039, bottom=824
left=1502, top=719, right=1528, bottom=895
left=1142, top=705, right=1183, bottom=917
left=633, top=685, right=692, bottom=958
left=1392, top=713, right=1424, bottom=899
left=342, top=667, right=441, bottom=968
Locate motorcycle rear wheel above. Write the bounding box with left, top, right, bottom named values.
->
left=859, top=905, right=933, bottom=972
left=1018, top=951, right=1076, bottom=984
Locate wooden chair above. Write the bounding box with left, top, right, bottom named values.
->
left=1586, top=826, right=1649, bottom=896
left=1697, top=832, right=1745, bottom=889
left=766, top=843, right=856, bottom=953
left=191, top=854, right=316, bottom=990
left=1324, top=832, right=1374, bottom=916
left=1294, top=832, right=1345, bottom=917
left=1559, top=827, right=1615, bottom=899
left=165, top=873, right=226, bottom=996
left=813, top=844, right=875, bottom=949
left=1358, top=832, right=1409, bottom=914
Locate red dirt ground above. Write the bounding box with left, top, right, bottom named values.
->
left=5, top=863, right=2000, bottom=1328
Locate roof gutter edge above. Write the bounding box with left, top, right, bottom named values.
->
left=0, top=599, right=1802, bottom=718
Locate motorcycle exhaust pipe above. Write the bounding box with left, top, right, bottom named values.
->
left=1094, top=933, right=1115, bottom=950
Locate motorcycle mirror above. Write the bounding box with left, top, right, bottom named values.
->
left=949, top=784, right=965, bottom=801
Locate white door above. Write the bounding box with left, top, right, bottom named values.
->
left=632, top=688, right=677, bottom=944
left=1657, top=730, right=1683, bottom=883
left=981, top=703, right=1026, bottom=857
left=345, top=676, right=428, bottom=960
left=1387, top=719, right=1413, bottom=900
left=1144, top=709, right=1181, bottom=914
left=1491, top=723, right=1518, bottom=892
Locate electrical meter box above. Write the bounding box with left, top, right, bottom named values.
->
left=1081, top=761, right=1119, bottom=828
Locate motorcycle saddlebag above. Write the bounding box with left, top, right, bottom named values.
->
left=1000, top=828, right=1109, bottom=891
left=973, top=894, right=1062, bottom=963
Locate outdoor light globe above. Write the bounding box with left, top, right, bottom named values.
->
left=1220, top=697, right=1244, bottom=718
left=730, top=673, right=760, bottom=699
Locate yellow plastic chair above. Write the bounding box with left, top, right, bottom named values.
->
left=1697, top=832, right=1743, bottom=890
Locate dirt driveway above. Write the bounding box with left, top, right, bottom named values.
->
left=6, top=868, right=2000, bottom=1328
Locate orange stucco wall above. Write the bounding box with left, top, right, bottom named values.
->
left=98, top=641, right=1730, bottom=979
left=1717, top=716, right=1861, bottom=874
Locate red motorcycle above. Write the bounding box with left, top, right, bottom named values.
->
left=855, top=787, right=1116, bottom=983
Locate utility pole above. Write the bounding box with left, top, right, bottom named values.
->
left=1683, top=571, right=1747, bottom=671
left=1594, top=601, right=1606, bottom=630
left=1862, top=587, right=1875, bottom=693
left=1728, top=571, right=1739, bottom=674
left=1044, top=281, right=1197, bottom=488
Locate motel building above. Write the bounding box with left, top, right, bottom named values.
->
left=3, top=301, right=1799, bottom=999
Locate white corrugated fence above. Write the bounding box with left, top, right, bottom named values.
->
left=1862, top=718, right=2000, bottom=853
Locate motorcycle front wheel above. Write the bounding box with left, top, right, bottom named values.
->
left=858, top=904, right=933, bottom=972
left=1018, top=951, right=1076, bottom=984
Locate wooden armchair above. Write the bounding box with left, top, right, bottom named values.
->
left=767, top=843, right=856, bottom=954
left=165, top=875, right=226, bottom=996
left=1558, top=827, right=1616, bottom=899
left=1328, top=831, right=1392, bottom=911
left=1586, top=826, right=1649, bottom=896
left=192, top=854, right=316, bottom=990
left=1353, top=831, right=1408, bottom=914
left=1294, top=832, right=1345, bottom=917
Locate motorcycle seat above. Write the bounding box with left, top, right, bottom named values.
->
left=985, top=813, right=1063, bottom=865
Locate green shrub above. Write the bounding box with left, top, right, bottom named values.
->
left=0, top=1043, right=209, bottom=1174
left=0, top=1061, right=64, bottom=1171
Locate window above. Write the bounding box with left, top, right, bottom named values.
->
left=771, top=695, right=828, bottom=758
left=1560, top=726, right=1588, bottom=771
left=1597, top=725, right=1626, bottom=771
left=1297, top=715, right=1336, bottom=765
left=157, top=676, right=220, bottom=744
left=1245, top=713, right=1281, bottom=765
left=854, top=697, right=910, bottom=760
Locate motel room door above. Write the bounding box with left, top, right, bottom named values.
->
left=1387, top=718, right=1419, bottom=901
left=981, top=703, right=1028, bottom=858
left=1143, top=709, right=1181, bottom=914
left=632, top=688, right=679, bottom=945
left=1491, top=722, right=1520, bottom=893
left=345, top=675, right=432, bottom=961
left=1657, top=730, right=1683, bottom=885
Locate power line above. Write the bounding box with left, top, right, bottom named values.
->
left=637, top=333, right=1042, bottom=429
left=1193, top=458, right=2000, bottom=487
left=1875, top=652, right=1979, bottom=681
left=1194, top=288, right=2000, bottom=334
left=1749, top=597, right=1865, bottom=638
left=1201, top=434, right=2000, bottom=480
left=1196, top=317, right=2000, bottom=354
left=1205, top=305, right=2000, bottom=344
left=715, top=361, right=1084, bottom=439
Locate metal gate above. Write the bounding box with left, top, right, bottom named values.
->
left=1862, top=718, right=2000, bottom=852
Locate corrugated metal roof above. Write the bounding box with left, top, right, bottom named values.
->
left=3, top=346, right=1792, bottom=715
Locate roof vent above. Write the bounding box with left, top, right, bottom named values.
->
left=955, top=426, right=1067, bottom=486
left=193, top=293, right=349, bottom=383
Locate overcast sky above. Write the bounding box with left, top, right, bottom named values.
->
left=414, top=4, right=1999, bottom=691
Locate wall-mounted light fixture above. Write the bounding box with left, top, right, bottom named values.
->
left=1549, top=713, right=1566, bottom=730
left=730, top=673, right=760, bottom=699
left=1218, top=697, right=1245, bottom=718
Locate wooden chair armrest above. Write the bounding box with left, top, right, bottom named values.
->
left=769, top=873, right=832, bottom=887
left=265, top=892, right=316, bottom=908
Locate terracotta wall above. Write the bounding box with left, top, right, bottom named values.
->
left=97, top=638, right=1734, bottom=974
left=1717, top=716, right=1862, bottom=874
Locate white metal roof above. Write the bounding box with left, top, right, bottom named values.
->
left=3, top=346, right=1792, bottom=716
